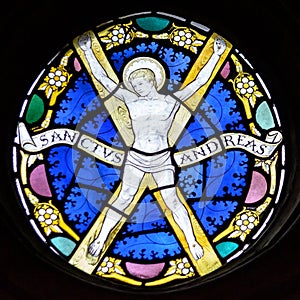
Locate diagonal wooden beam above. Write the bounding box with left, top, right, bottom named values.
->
left=73, top=30, right=135, bottom=146
left=168, top=32, right=232, bottom=146
left=69, top=29, right=230, bottom=277
left=69, top=176, right=151, bottom=273
left=153, top=186, right=222, bottom=276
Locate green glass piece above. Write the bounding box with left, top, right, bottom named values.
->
left=51, top=237, right=76, bottom=256
left=136, top=17, right=170, bottom=31
left=256, top=101, right=275, bottom=130
left=216, top=241, right=239, bottom=258
left=25, top=94, right=45, bottom=124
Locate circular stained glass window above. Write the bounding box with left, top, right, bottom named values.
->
left=6, top=10, right=299, bottom=293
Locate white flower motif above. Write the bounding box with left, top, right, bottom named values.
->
left=237, top=77, right=255, bottom=95
left=174, top=30, right=193, bottom=47
left=178, top=257, right=194, bottom=275
left=167, top=257, right=194, bottom=277
left=39, top=66, right=70, bottom=99
left=235, top=213, right=257, bottom=232
left=98, top=257, right=115, bottom=274
left=111, top=27, right=127, bottom=44
left=36, top=206, right=59, bottom=226
left=48, top=69, right=67, bottom=88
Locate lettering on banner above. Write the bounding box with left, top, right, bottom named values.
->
left=175, top=131, right=283, bottom=167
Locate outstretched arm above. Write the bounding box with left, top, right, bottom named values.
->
left=78, top=33, right=120, bottom=94
left=174, top=36, right=226, bottom=101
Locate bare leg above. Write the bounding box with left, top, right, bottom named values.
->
left=153, top=170, right=204, bottom=260
left=89, top=165, right=144, bottom=257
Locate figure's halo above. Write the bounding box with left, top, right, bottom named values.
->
left=122, top=57, right=166, bottom=92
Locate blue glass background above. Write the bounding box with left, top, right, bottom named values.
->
left=47, top=44, right=250, bottom=260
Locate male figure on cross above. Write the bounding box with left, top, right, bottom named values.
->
left=78, top=32, right=226, bottom=260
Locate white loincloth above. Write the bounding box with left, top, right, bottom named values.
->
left=126, top=149, right=175, bottom=173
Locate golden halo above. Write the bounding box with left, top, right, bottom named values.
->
left=122, top=57, right=166, bottom=92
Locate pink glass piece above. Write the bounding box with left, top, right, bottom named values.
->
left=74, top=57, right=81, bottom=72
left=125, top=262, right=165, bottom=279
left=220, top=61, right=230, bottom=79
left=29, top=164, right=52, bottom=197
left=245, top=171, right=267, bottom=203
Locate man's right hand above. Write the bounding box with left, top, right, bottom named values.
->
left=214, top=36, right=226, bottom=56
left=78, top=33, right=92, bottom=51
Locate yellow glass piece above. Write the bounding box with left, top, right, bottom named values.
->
left=153, top=23, right=207, bottom=54
left=168, top=33, right=232, bottom=146
left=213, top=152, right=278, bottom=243
left=20, top=150, right=30, bottom=185
left=73, top=30, right=135, bottom=146
left=229, top=54, right=264, bottom=136
left=96, top=256, right=125, bottom=276
left=182, top=32, right=232, bottom=111
left=154, top=188, right=222, bottom=276
left=146, top=257, right=195, bottom=286
left=69, top=178, right=149, bottom=274
left=69, top=172, right=222, bottom=277
left=95, top=256, right=142, bottom=285
left=24, top=188, right=79, bottom=241
left=98, top=21, right=149, bottom=50
left=33, top=50, right=73, bottom=132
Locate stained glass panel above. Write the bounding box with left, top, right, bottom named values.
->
left=10, top=11, right=294, bottom=292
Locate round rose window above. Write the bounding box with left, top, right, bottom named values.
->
left=8, top=10, right=298, bottom=293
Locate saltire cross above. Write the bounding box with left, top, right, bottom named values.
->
left=68, top=30, right=232, bottom=277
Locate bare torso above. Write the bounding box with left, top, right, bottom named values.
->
left=126, top=94, right=179, bottom=153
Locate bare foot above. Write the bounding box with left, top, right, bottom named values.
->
left=189, top=241, right=204, bottom=260
left=88, top=239, right=104, bottom=257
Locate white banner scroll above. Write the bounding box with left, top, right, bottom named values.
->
left=16, top=122, right=125, bottom=167
left=17, top=122, right=282, bottom=169
left=174, top=131, right=283, bottom=167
